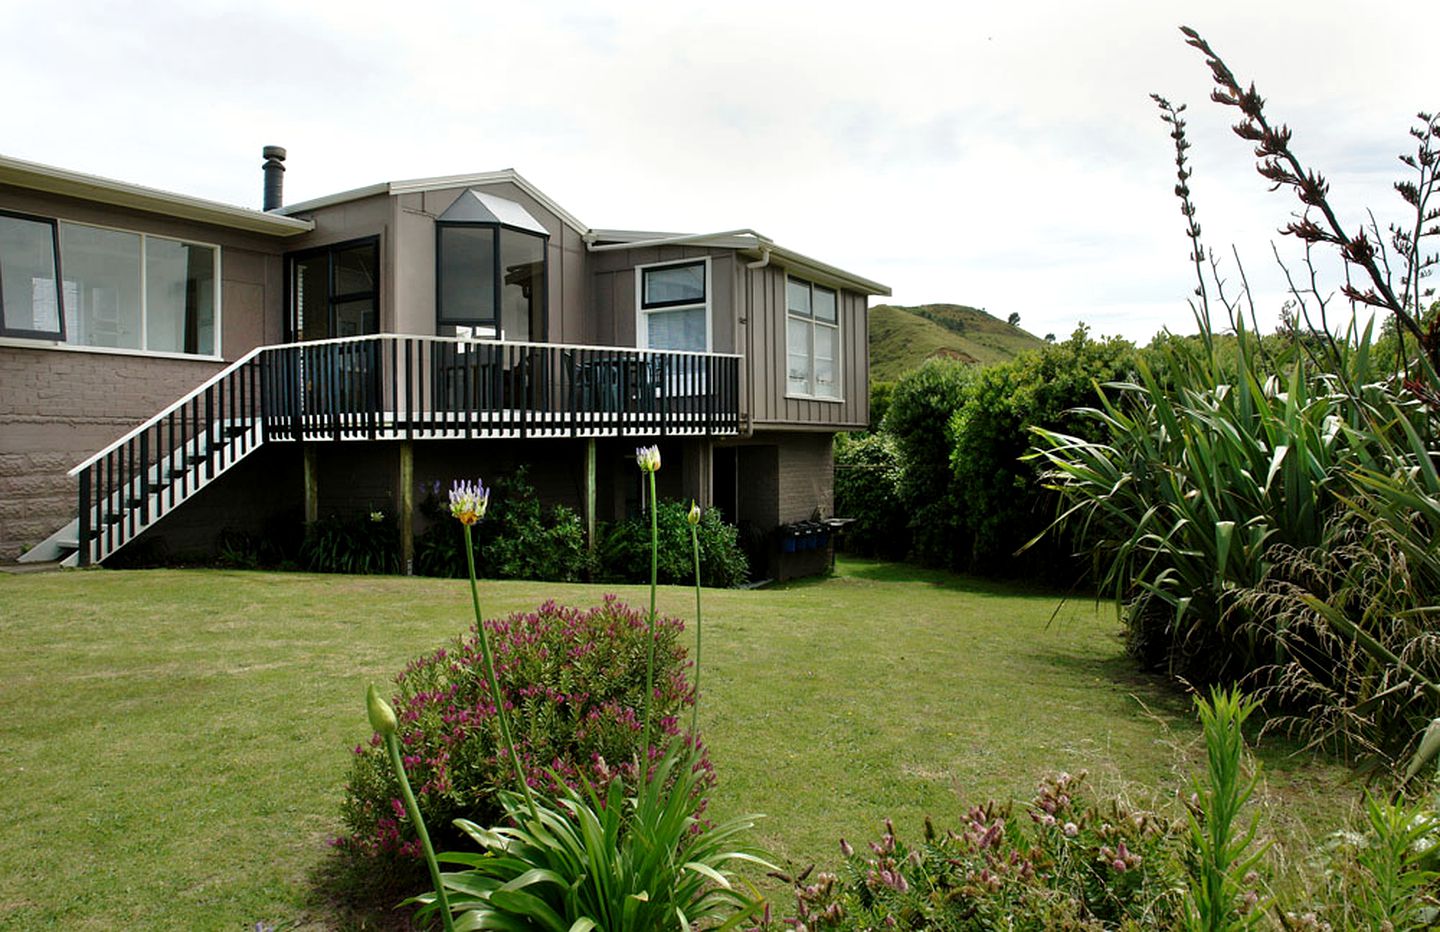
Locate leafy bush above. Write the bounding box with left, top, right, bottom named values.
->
left=337, top=597, right=706, bottom=862
left=833, top=431, right=908, bottom=559
left=883, top=358, right=975, bottom=569
left=299, top=511, right=399, bottom=575
left=949, top=326, right=1134, bottom=575
left=414, top=468, right=595, bottom=582
left=599, top=501, right=748, bottom=588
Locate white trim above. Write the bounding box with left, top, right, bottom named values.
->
left=0, top=152, right=313, bottom=236
left=634, top=256, right=712, bottom=354
left=784, top=274, right=844, bottom=402
left=0, top=336, right=224, bottom=364
left=589, top=228, right=891, bottom=297
left=280, top=169, right=591, bottom=236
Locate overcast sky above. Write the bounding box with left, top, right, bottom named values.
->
left=4, top=0, right=1432, bottom=344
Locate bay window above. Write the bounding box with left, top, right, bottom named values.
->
left=435, top=189, right=548, bottom=342
left=786, top=276, right=840, bottom=399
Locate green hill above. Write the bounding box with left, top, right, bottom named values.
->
left=869, top=304, right=1047, bottom=382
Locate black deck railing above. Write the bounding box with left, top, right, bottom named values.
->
left=71, top=335, right=741, bottom=565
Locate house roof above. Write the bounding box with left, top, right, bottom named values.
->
left=588, top=228, right=892, bottom=297
left=280, top=170, right=890, bottom=295
left=278, top=169, right=592, bottom=235
left=0, top=153, right=315, bottom=236
left=438, top=189, right=550, bottom=235
left=0, top=154, right=890, bottom=295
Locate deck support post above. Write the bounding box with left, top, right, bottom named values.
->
left=303, top=444, right=319, bottom=526
left=584, top=438, right=597, bottom=553
left=398, top=441, right=414, bottom=575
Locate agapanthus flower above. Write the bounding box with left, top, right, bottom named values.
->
left=449, top=479, right=489, bottom=525
left=635, top=444, right=661, bottom=473
left=687, top=500, right=701, bottom=526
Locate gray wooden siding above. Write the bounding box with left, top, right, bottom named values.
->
left=589, top=245, right=737, bottom=353
left=742, top=262, right=869, bottom=431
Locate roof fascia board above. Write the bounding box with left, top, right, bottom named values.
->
left=589, top=227, right=891, bottom=296
left=0, top=153, right=314, bottom=236
left=282, top=169, right=590, bottom=235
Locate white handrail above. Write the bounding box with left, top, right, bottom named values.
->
left=70, top=333, right=743, bottom=476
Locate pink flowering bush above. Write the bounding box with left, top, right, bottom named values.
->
left=337, top=596, right=709, bottom=863
left=753, top=772, right=1185, bottom=930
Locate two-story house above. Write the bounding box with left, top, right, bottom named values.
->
left=0, top=149, right=887, bottom=579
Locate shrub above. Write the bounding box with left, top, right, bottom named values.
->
left=753, top=771, right=1185, bottom=930
left=883, top=357, right=975, bottom=569
left=599, top=502, right=748, bottom=588
left=414, top=468, right=596, bottom=582
left=950, top=326, right=1134, bottom=575
left=833, top=432, right=908, bottom=559
left=337, top=596, right=707, bottom=862
left=300, top=511, right=400, bottom=575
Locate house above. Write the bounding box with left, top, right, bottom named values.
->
left=0, top=149, right=888, bottom=579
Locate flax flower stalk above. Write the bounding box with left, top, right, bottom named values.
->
left=635, top=445, right=661, bottom=771
left=367, top=685, right=455, bottom=932
left=450, top=479, right=539, bottom=821
left=688, top=500, right=703, bottom=737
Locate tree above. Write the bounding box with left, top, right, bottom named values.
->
left=1006, top=311, right=1021, bottom=327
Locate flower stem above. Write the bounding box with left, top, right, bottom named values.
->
left=640, top=469, right=659, bottom=776
left=384, top=732, right=455, bottom=932
left=690, top=519, right=702, bottom=737
left=462, top=523, right=538, bottom=821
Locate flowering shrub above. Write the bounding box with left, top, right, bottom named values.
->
left=753, top=771, right=1185, bottom=930
left=337, top=596, right=707, bottom=861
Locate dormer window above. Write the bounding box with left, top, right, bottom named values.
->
left=436, top=190, right=548, bottom=342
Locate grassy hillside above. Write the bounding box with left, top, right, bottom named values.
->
left=869, top=303, right=1047, bottom=382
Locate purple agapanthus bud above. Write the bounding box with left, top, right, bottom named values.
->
left=635, top=445, right=661, bottom=473
left=449, top=479, right=489, bottom=525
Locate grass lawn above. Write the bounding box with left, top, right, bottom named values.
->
left=0, top=557, right=1353, bottom=929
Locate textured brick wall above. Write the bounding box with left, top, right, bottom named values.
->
left=0, top=346, right=222, bottom=560
left=775, top=431, right=835, bottom=523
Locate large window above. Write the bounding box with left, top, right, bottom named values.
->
left=0, top=211, right=218, bottom=354
left=287, top=237, right=380, bottom=341
left=786, top=276, right=840, bottom=399
left=637, top=259, right=709, bottom=352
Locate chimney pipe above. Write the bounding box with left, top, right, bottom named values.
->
left=261, top=146, right=286, bottom=211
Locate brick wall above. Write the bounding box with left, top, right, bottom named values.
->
left=0, top=346, right=222, bottom=560
left=775, top=431, right=835, bottom=523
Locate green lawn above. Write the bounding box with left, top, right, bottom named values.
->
left=0, top=558, right=1351, bottom=929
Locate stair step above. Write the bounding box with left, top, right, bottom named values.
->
left=57, top=538, right=78, bottom=550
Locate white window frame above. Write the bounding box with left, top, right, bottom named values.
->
left=785, top=275, right=843, bottom=401
left=634, top=256, right=712, bottom=353
left=51, top=217, right=223, bottom=358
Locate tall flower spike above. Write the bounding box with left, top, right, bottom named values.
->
left=635, top=445, right=661, bottom=473
left=688, top=501, right=701, bottom=525
left=449, top=479, right=489, bottom=525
